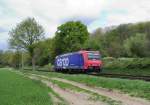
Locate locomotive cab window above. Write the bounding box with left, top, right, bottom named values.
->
left=88, top=53, right=100, bottom=60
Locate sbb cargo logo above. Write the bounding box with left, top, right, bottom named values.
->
left=57, top=58, right=69, bottom=67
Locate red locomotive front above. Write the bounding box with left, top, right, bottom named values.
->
left=80, top=51, right=102, bottom=72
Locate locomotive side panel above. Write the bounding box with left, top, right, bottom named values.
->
left=55, top=53, right=84, bottom=71
left=69, top=53, right=84, bottom=69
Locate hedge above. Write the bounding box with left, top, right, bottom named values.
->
left=103, top=57, right=150, bottom=69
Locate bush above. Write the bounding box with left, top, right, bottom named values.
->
left=124, top=33, right=148, bottom=57
left=103, top=57, right=150, bottom=69
left=0, top=64, right=4, bottom=68
left=43, top=63, right=54, bottom=71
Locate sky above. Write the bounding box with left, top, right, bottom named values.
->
left=0, top=0, right=150, bottom=50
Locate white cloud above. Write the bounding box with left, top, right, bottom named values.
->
left=88, top=0, right=150, bottom=31
left=1, top=0, right=106, bottom=36
left=0, top=32, right=9, bottom=50
left=104, top=0, right=150, bottom=26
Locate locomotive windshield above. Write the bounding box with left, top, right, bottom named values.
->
left=88, top=52, right=100, bottom=60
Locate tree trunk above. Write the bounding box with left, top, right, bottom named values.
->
left=32, top=56, right=36, bottom=70
left=28, top=46, right=36, bottom=71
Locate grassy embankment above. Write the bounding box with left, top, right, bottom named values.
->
left=102, top=57, right=150, bottom=76
left=0, top=68, right=66, bottom=105
left=23, top=70, right=150, bottom=101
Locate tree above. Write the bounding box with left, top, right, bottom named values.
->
left=33, top=38, right=53, bottom=66
left=0, top=50, right=3, bottom=66
left=83, top=28, right=109, bottom=56
left=124, top=33, right=147, bottom=57
left=9, top=51, right=21, bottom=68
left=53, top=21, right=89, bottom=57
left=9, top=18, right=45, bottom=70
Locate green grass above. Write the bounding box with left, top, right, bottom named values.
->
left=51, top=79, right=84, bottom=92
left=23, top=70, right=150, bottom=101
left=0, top=68, right=66, bottom=105
left=102, top=68, right=150, bottom=76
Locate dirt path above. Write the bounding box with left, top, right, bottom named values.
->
left=51, top=77, right=150, bottom=105
left=28, top=73, right=150, bottom=105
left=48, top=93, right=64, bottom=105
left=29, top=75, right=105, bottom=105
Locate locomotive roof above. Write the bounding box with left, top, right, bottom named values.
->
left=56, top=52, right=80, bottom=58
left=55, top=50, right=100, bottom=58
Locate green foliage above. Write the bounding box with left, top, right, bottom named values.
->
left=89, top=22, right=150, bottom=57
left=9, top=17, right=45, bottom=70
left=32, top=38, right=53, bottom=66
left=124, top=33, right=147, bottom=57
left=103, top=57, right=150, bottom=69
left=43, top=63, right=53, bottom=71
left=8, top=51, right=21, bottom=68
left=53, top=21, right=89, bottom=57
left=0, top=50, right=2, bottom=61
left=9, top=18, right=44, bottom=50
left=83, top=28, right=109, bottom=56
left=103, top=28, right=125, bottom=57
left=83, top=37, right=101, bottom=50
left=0, top=51, right=21, bottom=68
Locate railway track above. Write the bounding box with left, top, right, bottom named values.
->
left=23, top=68, right=150, bottom=81
left=89, top=73, right=150, bottom=81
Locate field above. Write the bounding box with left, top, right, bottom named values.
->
left=0, top=68, right=150, bottom=105
left=0, top=68, right=66, bottom=105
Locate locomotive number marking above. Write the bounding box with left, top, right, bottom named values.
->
left=57, top=58, right=69, bottom=67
